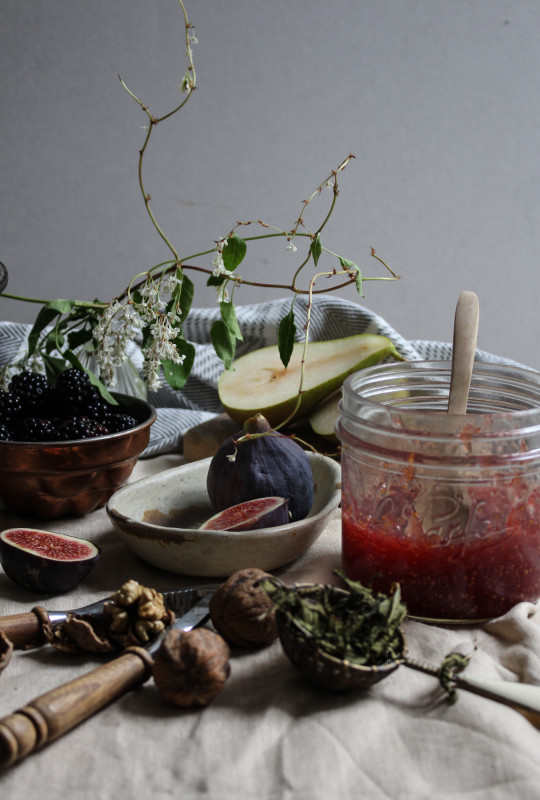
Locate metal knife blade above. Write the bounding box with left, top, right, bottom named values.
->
left=147, top=593, right=213, bottom=656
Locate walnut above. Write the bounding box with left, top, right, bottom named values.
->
left=135, top=618, right=165, bottom=644
left=46, top=580, right=174, bottom=654
left=111, top=579, right=143, bottom=607
left=0, top=630, right=13, bottom=675
left=137, top=586, right=167, bottom=620
left=152, top=628, right=230, bottom=707
left=52, top=617, right=115, bottom=654
left=104, top=604, right=130, bottom=633
left=209, top=568, right=278, bottom=647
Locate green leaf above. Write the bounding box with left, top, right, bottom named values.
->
left=278, top=309, right=296, bottom=368
left=27, top=300, right=75, bottom=354
left=41, top=353, right=68, bottom=383
left=177, top=274, right=194, bottom=323
left=310, top=233, right=322, bottom=266
left=220, top=301, right=243, bottom=342
left=211, top=319, right=236, bottom=369
left=222, top=234, right=247, bottom=271
left=339, top=257, right=364, bottom=297
left=68, top=329, right=93, bottom=350
left=43, top=328, right=65, bottom=354
left=206, top=274, right=225, bottom=287
left=132, top=289, right=144, bottom=305
left=167, top=270, right=194, bottom=325
left=354, top=267, right=364, bottom=297
left=338, top=257, right=357, bottom=271
left=162, top=339, right=196, bottom=390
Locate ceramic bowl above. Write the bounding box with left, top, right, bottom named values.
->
left=0, top=394, right=156, bottom=520
left=106, top=453, right=342, bottom=577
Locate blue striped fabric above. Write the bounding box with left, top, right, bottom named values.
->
left=0, top=296, right=525, bottom=456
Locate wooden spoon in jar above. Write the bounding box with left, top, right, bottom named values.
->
left=411, top=291, right=479, bottom=548
left=448, top=291, right=479, bottom=414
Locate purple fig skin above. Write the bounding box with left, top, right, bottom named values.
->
left=207, top=414, right=314, bottom=523
left=0, top=529, right=100, bottom=594
left=200, top=497, right=289, bottom=531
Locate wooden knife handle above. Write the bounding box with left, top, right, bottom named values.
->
left=0, top=609, right=45, bottom=649
left=0, top=646, right=154, bottom=768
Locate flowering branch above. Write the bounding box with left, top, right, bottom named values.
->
left=0, top=0, right=399, bottom=400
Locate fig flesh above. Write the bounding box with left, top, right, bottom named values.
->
left=0, top=528, right=100, bottom=593
left=200, top=497, right=289, bottom=531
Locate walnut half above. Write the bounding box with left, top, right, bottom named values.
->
left=152, top=627, right=230, bottom=707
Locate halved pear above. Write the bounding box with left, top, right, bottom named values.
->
left=218, top=333, right=403, bottom=427
left=308, top=390, right=341, bottom=442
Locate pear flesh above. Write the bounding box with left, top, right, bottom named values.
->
left=308, top=390, right=341, bottom=442
left=218, top=333, right=402, bottom=427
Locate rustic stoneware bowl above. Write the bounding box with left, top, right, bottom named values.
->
left=0, top=394, right=156, bottom=520
left=106, top=453, right=342, bottom=577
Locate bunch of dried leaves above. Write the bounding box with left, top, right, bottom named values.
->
left=261, top=570, right=407, bottom=668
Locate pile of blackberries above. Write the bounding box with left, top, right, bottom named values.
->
left=0, top=368, right=138, bottom=442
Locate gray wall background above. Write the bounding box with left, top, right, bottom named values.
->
left=1, top=0, right=539, bottom=370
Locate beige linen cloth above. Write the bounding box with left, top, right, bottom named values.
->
left=1, top=454, right=540, bottom=800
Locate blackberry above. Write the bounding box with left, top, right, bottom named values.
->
left=0, top=390, right=24, bottom=423
left=9, top=371, right=52, bottom=412
left=0, top=423, right=12, bottom=441
left=14, top=417, right=56, bottom=442
left=58, top=416, right=111, bottom=440
left=85, top=393, right=114, bottom=421
left=55, top=368, right=93, bottom=406
left=105, top=413, right=138, bottom=433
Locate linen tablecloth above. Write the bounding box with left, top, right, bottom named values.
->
left=1, top=297, right=540, bottom=798
left=1, top=454, right=540, bottom=800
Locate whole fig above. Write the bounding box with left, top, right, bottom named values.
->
left=207, top=413, right=314, bottom=522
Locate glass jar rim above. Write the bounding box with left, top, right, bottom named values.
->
left=339, top=359, right=540, bottom=439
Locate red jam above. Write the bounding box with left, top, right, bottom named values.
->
left=342, top=480, right=540, bottom=620
left=337, top=360, right=540, bottom=622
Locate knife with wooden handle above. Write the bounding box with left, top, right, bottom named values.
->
left=0, top=585, right=218, bottom=649
left=0, top=593, right=212, bottom=769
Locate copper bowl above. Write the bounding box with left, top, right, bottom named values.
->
left=0, top=393, right=156, bottom=520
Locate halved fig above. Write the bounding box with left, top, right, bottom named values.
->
left=199, top=497, right=289, bottom=531
left=0, top=528, right=100, bottom=594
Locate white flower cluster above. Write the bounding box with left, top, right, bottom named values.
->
left=211, top=237, right=235, bottom=302
left=93, top=301, right=142, bottom=387
left=94, top=273, right=186, bottom=391
left=141, top=314, right=185, bottom=391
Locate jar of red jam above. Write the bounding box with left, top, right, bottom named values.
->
left=336, top=360, right=540, bottom=621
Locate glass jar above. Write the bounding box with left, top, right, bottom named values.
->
left=336, top=360, right=540, bottom=622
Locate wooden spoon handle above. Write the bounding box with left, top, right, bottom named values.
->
left=0, top=647, right=153, bottom=768
left=0, top=609, right=46, bottom=649
left=448, top=290, right=479, bottom=414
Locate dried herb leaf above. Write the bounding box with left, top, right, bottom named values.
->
left=261, top=571, right=407, bottom=667
left=437, top=652, right=472, bottom=703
